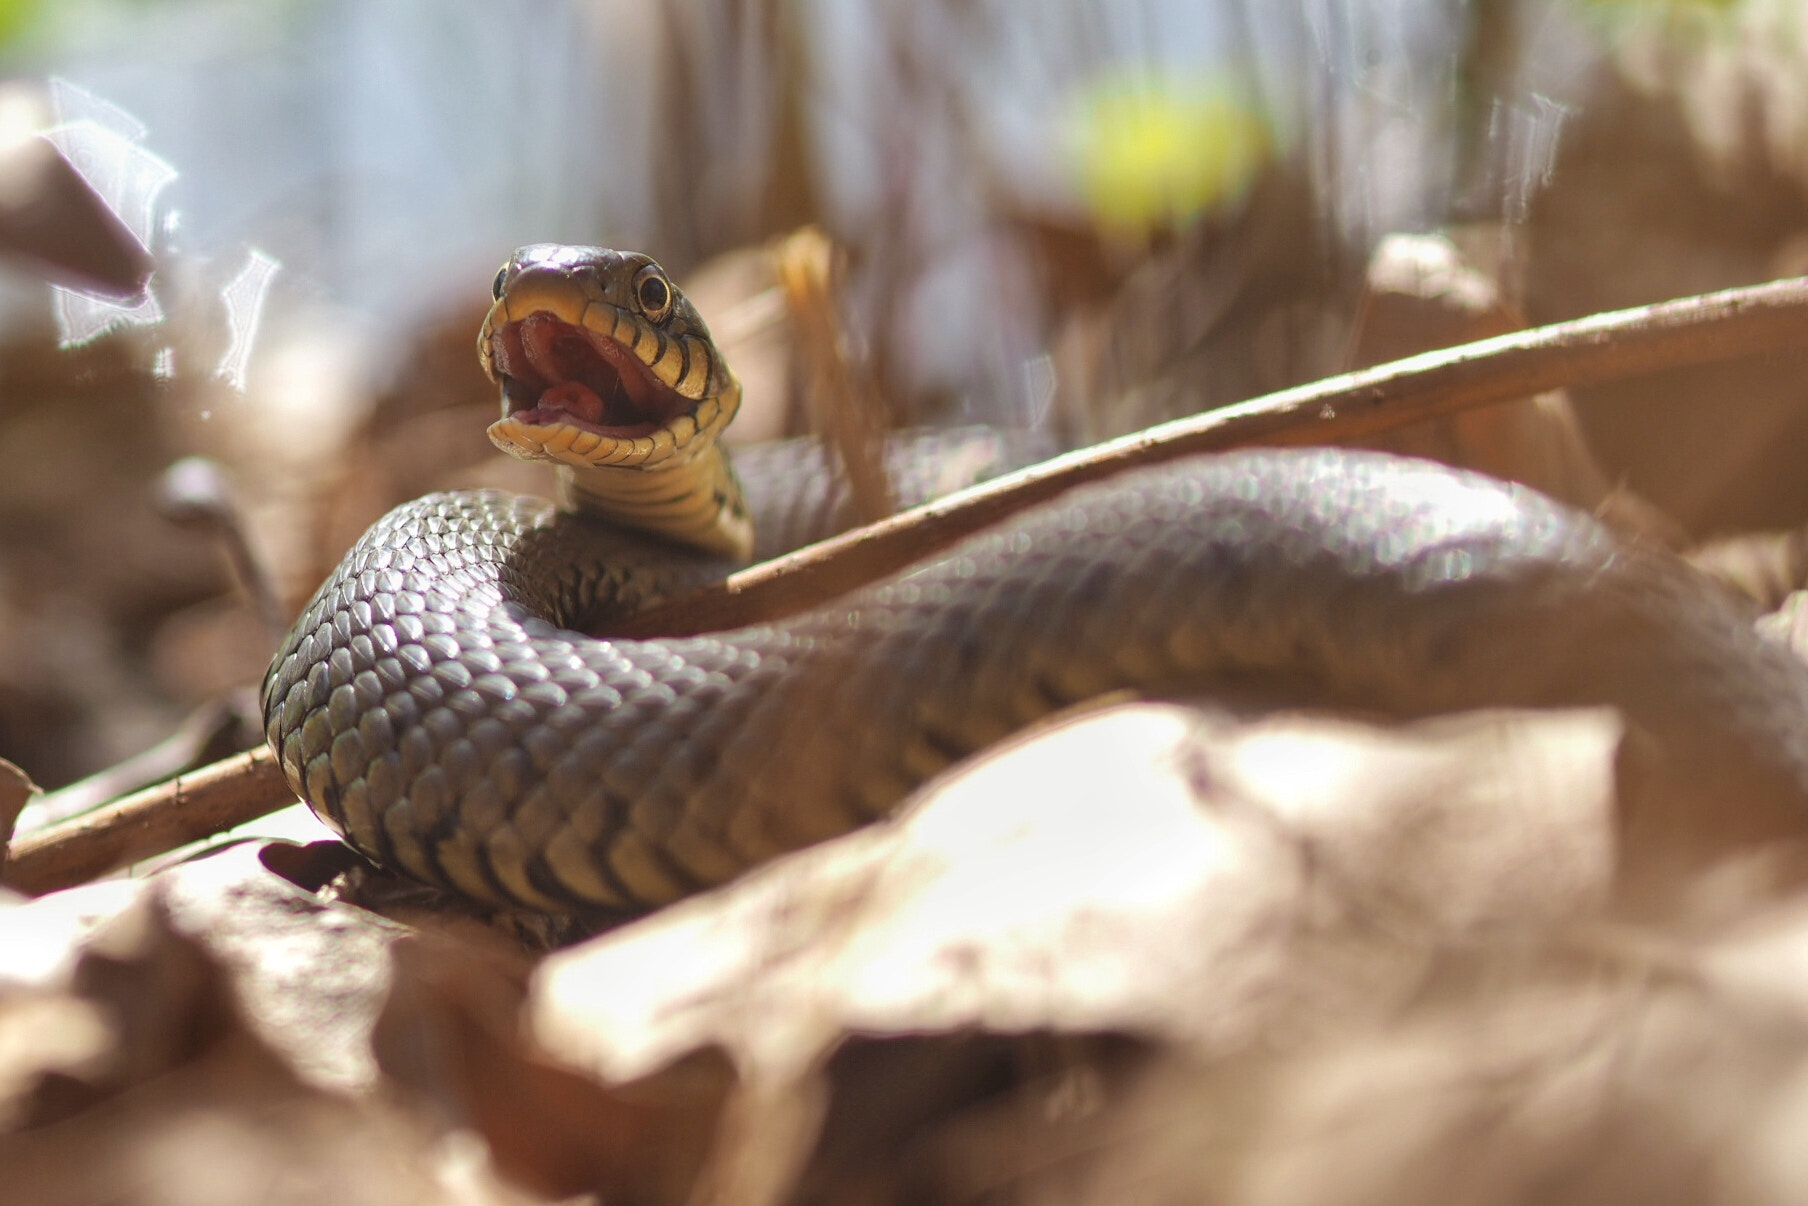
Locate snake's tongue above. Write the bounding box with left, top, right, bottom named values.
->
left=511, top=312, right=651, bottom=429
left=539, top=379, right=610, bottom=425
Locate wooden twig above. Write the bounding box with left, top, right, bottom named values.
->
left=12, top=272, right=1808, bottom=895
left=618, top=273, right=1808, bottom=637
left=1, top=748, right=293, bottom=897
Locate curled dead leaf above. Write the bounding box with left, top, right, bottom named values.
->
left=527, top=702, right=1623, bottom=1205
left=0, top=889, right=536, bottom=1205
left=375, top=932, right=734, bottom=1204
left=1759, top=588, right=1808, bottom=659
left=0, top=758, right=39, bottom=868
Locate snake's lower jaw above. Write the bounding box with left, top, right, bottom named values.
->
left=488, top=412, right=604, bottom=465
left=488, top=411, right=714, bottom=471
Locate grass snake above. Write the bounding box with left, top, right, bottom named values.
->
left=262, top=244, right=1808, bottom=915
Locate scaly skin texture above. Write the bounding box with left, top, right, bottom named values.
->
left=262, top=446, right=1808, bottom=915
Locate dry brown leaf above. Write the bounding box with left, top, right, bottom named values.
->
left=0, top=759, right=38, bottom=863
left=0, top=841, right=403, bottom=1093
left=1693, top=529, right=1808, bottom=612
left=0, top=891, right=537, bottom=1206
left=1758, top=588, right=1808, bottom=656
left=912, top=948, right=1808, bottom=1206
left=1, top=837, right=733, bottom=1203
left=0, top=878, right=151, bottom=992
left=527, top=702, right=1622, bottom=1204
left=815, top=897, right=1808, bottom=1204
left=149, top=842, right=406, bottom=1092
left=534, top=703, right=1621, bottom=1075
left=375, top=933, right=734, bottom=1204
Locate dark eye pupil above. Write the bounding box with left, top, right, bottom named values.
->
left=491, top=266, right=508, bottom=300
left=639, top=276, right=669, bottom=312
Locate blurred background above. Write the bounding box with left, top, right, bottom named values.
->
left=1, top=0, right=1807, bottom=798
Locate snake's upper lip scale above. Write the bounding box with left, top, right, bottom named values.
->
left=490, top=312, right=690, bottom=438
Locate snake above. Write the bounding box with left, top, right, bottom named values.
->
left=262, top=243, right=1808, bottom=916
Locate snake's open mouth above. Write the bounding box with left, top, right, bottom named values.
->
left=490, top=312, right=688, bottom=439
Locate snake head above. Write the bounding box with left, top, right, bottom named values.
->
left=480, top=244, right=742, bottom=471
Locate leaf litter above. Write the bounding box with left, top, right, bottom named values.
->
left=13, top=693, right=1808, bottom=1203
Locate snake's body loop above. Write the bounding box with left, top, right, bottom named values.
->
left=262, top=246, right=1808, bottom=915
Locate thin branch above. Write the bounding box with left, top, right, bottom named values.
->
left=616, top=273, right=1808, bottom=636
left=11, top=272, right=1808, bottom=896
left=2, top=748, right=293, bottom=897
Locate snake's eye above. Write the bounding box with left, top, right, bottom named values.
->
left=633, top=264, right=673, bottom=321
left=491, top=265, right=508, bottom=300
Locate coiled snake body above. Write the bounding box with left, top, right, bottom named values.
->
left=263, top=245, right=1808, bottom=914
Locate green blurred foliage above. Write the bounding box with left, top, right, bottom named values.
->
left=1072, top=74, right=1271, bottom=239
left=0, top=0, right=42, bottom=48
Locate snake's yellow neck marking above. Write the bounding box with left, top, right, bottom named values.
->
left=480, top=244, right=753, bottom=561
left=559, top=445, right=754, bottom=560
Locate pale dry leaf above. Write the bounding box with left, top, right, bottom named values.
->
left=150, top=841, right=407, bottom=1092
left=1219, top=706, right=1620, bottom=937
left=0, top=892, right=535, bottom=1206
left=0, top=993, right=115, bottom=1133
left=0, top=757, right=40, bottom=860
left=1757, top=587, right=1808, bottom=658
left=0, top=877, right=149, bottom=991
left=528, top=702, right=1623, bottom=1165
left=374, top=933, right=735, bottom=1205
left=0, top=841, right=404, bottom=1093
left=1693, top=530, right=1808, bottom=612
left=911, top=907, right=1808, bottom=1205
left=934, top=955, right=1807, bottom=1206
left=1700, top=890, right=1808, bottom=1022
left=526, top=702, right=1623, bottom=1206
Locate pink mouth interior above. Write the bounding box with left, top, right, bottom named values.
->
left=491, top=312, right=685, bottom=436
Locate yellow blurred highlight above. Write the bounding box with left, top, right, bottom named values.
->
left=1572, top=0, right=1741, bottom=33
left=1074, top=77, right=1270, bottom=236
left=1579, top=0, right=1737, bottom=10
